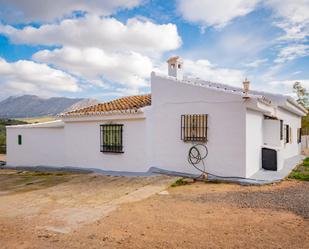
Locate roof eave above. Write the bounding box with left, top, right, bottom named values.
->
left=60, top=109, right=147, bottom=122
left=246, top=98, right=276, bottom=116
left=6, top=120, right=64, bottom=129
left=280, top=100, right=308, bottom=117
left=286, top=97, right=308, bottom=115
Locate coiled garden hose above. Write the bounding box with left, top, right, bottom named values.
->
left=187, top=144, right=266, bottom=182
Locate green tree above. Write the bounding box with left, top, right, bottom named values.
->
left=293, top=81, right=309, bottom=107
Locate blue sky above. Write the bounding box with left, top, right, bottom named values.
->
left=0, top=0, right=308, bottom=101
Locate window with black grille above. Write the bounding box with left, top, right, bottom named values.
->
left=285, top=124, right=289, bottom=144
left=181, top=114, right=208, bottom=142
left=100, top=124, right=123, bottom=153
left=280, top=120, right=283, bottom=140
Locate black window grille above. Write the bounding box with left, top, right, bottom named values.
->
left=285, top=124, right=289, bottom=144
left=100, top=124, right=123, bottom=153
left=181, top=114, right=208, bottom=142
left=280, top=120, right=283, bottom=140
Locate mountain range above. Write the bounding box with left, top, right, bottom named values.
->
left=0, top=95, right=99, bottom=118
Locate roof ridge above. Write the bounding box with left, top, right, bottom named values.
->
left=189, top=77, right=292, bottom=99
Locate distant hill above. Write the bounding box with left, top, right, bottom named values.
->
left=64, top=98, right=100, bottom=113
left=0, top=95, right=99, bottom=118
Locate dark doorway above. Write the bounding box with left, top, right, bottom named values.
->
left=262, top=148, right=277, bottom=171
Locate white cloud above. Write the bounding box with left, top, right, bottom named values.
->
left=183, top=59, right=245, bottom=86
left=274, top=44, right=309, bottom=63
left=33, top=46, right=153, bottom=90
left=0, top=57, right=80, bottom=98
left=269, top=79, right=309, bottom=95
left=266, top=0, right=309, bottom=42
left=157, top=58, right=244, bottom=87
left=0, top=15, right=181, bottom=55
left=177, top=0, right=309, bottom=37
left=176, top=0, right=309, bottom=65
left=177, top=0, right=260, bottom=28
left=0, top=0, right=142, bottom=23
left=265, top=0, right=309, bottom=63
left=275, top=20, right=309, bottom=42
left=0, top=15, right=182, bottom=95
left=244, top=58, right=268, bottom=68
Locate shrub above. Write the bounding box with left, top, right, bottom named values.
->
left=171, top=178, right=189, bottom=187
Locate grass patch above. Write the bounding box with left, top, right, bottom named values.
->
left=26, top=171, right=69, bottom=177
left=171, top=178, right=191, bottom=187
left=16, top=116, right=57, bottom=124
left=303, top=157, right=309, bottom=167
left=289, top=171, right=309, bottom=181
left=289, top=157, right=309, bottom=181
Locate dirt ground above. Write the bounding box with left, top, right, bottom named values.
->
left=303, top=148, right=309, bottom=156
left=0, top=169, right=308, bottom=249
left=0, top=154, right=5, bottom=161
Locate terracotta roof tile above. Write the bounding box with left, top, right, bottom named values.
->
left=64, top=94, right=151, bottom=116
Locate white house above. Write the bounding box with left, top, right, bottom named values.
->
left=6, top=57, right=308, bottom=181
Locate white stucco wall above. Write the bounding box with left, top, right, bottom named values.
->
left=245, top=106, right=303, bottom=175
left=7, top=126, right=65, bottom=167
left=263, top=119, right=281, bottom=147
left=7, top=115, right=148, bottom=172
left=150, top=74, right=247, bottom=177
left=246, top=109, right=263, bottom=177
left=5, top=73, right=304, bottom=178
left=276, top=107, right=302, bottom=159
left=63, top=117, right=148, bottom=172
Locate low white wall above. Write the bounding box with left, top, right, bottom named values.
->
left=7, top=127, right=65, bottom=167
left=64, top=118, right=148, bottom=172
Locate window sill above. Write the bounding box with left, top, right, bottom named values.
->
left=101, top=150, right=124, bottom=154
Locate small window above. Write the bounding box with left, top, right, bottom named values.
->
left=285, top=124, right=289, bottom=144
left=18, top=135, right=22, bottom=145
left=100, top=124, right=123, bottom=153
left=178, top=64, right=181, bottom=69
left=289, top=127, right=292, bottom=143
left=297, top=128, right=302, bottom=143
left=280, top=120, right=283, bottom=140
left=181, top=114, right=208, bottom=142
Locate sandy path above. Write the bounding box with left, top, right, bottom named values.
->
left=0, top=171, right=308, bottom=249
left=0, top=170, right=176, bottom=235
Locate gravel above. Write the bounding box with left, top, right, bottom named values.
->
left=173, top=181, right=309, bottom=218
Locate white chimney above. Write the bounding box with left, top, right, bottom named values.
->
left=243, top=78, right=250, bottom=98
left=167, top=56, right=183, bottom=80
